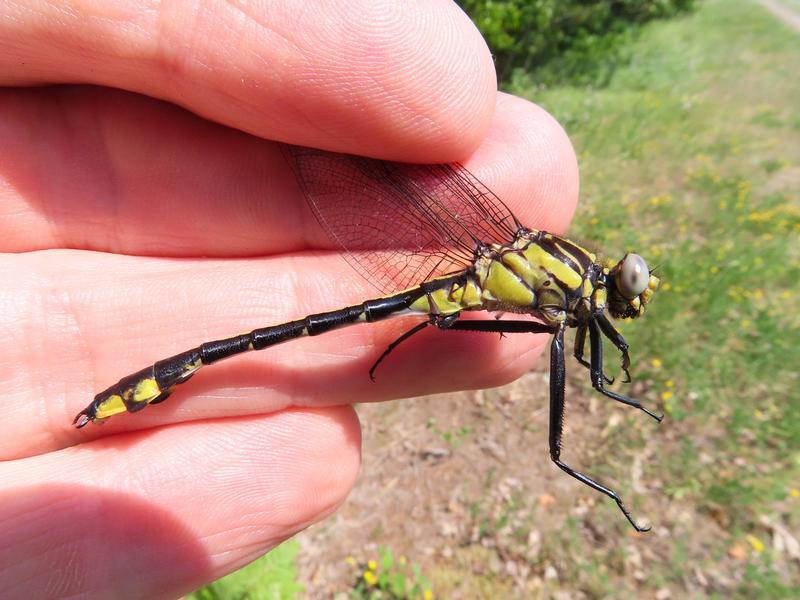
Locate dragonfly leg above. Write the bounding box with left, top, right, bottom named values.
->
left=589, top=318, right=663, bottom=422
left=574, top=324, right=613, bottom=384
left=370, top=312, right=478, bottom=380
left=595, top=313, right=632, bottom=383
left=369, top=318, right=436, bottom=381
left=549, top=325, right=651, bottom=532
left=443, top=318, right=553, bottom=335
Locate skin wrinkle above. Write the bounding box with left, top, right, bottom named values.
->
left=152, top=1, right=203, bottom=88
left=193, top=411, right=357, bottom=517
left=37, top=95, right=72, bottom=244
left=154, top=6, right=257, bottom=118
left=151, top=2, right=330, bottom=145
left=222, top=0, right=311, bottom=63
left=328, top=4, right=442, bottom=139
left=410, top=16, right=490, bottom=146
left=22, top=266, right=63, bottom=450
left=90, top=95, right=130, bottom=253
left=282, top=256, right=304, bottom=410
left=45, top=276, right=94, bottom=450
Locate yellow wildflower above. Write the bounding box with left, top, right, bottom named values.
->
left=367, top=560, right=377, bottom=572
left=745, top=535, right=765, bottom=553
left=363, top=570, right=378, bottom=586
left=424, top=590, right=434, bottom=600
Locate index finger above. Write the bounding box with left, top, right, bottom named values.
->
left=0, top=91, right=577, bottom=256
left=0, top=0, right=496, bottom=162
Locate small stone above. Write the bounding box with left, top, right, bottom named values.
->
left=538, top=494, right=556, bottom=508
left=728, top=543, right=747, bottom=560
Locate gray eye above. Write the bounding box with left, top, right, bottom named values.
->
left=617, top=253, right=649, bottom=298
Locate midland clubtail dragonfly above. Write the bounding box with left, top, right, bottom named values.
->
left=74, top=144, right=662, bottom=531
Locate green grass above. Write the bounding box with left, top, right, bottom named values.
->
left=426, top=417, right=475, bottom=449
left=189, top=540, right=303, bottom=600
left=513, top=0, right=800, bottom=592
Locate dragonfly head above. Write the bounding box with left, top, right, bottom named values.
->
left=606, top=253, right=659, bottom=319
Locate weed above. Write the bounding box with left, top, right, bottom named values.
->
left=346, top=547, right=434, bottom=599
left=425, top=417, right=474, bottom=449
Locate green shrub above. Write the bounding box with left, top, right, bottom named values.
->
left=457, top=0, right=697, bottom=86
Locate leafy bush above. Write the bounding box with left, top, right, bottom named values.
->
left=457, top=0, right=696, bottom=86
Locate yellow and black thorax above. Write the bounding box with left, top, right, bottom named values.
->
left=405, top=229, right=653, bottom=328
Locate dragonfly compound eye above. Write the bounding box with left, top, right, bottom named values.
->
left=616, top=253, right=650, bottom=299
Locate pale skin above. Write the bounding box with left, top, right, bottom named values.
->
left=0, top=1, right=579, bottom=596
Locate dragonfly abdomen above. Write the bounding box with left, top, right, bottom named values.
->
left=73, top=287, right=432, bottom=427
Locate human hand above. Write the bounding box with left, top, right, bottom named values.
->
left=0, top=1, right=578, bottom=596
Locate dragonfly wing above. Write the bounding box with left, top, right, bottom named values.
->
left=282, top=145, right=521, bottom=293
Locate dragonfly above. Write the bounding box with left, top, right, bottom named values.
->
left=73, top=144, right=662, bottom=531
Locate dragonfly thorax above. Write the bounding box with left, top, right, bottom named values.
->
left=471, top=229, right=601, bottom=325
left=426, top=230, right=662, bottom=328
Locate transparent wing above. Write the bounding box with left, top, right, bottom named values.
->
left=282, top=144, right=521, bottom=293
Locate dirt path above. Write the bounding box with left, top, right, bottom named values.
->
left=294, top=363, right=672, bottom=597
left=759, top=0, right=800, bottom=31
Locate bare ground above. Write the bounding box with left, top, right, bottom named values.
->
left=291, top=356, right=736, bottom=598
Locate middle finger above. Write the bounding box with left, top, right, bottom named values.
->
left=3, top=249, right=547, bottom=459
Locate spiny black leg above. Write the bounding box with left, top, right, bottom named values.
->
left=596, top=313, right=632, bottom=383
left=371, top=316, right=557, bottom=379
left=589, top=318, right=663, bottom=422
left=574, top=324, right=613, bottom=384
left=369, top=313, right=466, bottom=380
left=369, top=318, right=433, bottom=381
left=445, top=319, right=553, bottom=335
left=440, top=316, right=556, bottom=348
left=548, top=326, right=651, bottom=532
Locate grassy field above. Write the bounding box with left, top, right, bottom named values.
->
left=533, top=0, right=800, bottom=522
left=518, top=0, right=800, bottom=595
left=193, top=0, right=800, bottom=597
